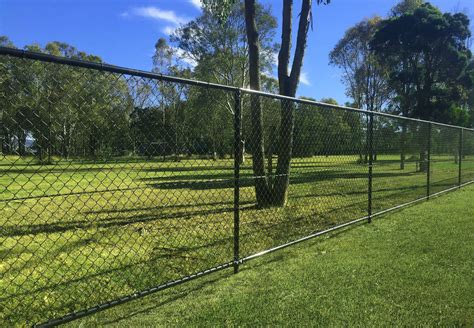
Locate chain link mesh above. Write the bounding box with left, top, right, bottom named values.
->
left=1, top=55, right=235, bottom=325
left=1, top=52, right=473, bottom=326
left=430, top=126, right=461, bottom=194
left=372, top=116, right=429, bottom=212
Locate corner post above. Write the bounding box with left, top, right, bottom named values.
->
left=233, top=89, right=242, bottom=273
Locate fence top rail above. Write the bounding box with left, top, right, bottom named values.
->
left=240, top=89, right=473, bottom=130
left=0, top=46, right=239, bottom=92
left=1, top=46, right=473, bottom=132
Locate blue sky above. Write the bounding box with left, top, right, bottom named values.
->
left=1, top=0, right=473, bottom=104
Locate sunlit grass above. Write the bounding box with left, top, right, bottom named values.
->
left=1, top=154, right=473, bottom=326
left=72, top=184, right=474, bottom=327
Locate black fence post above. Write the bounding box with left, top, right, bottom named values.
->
left=459, top=128, right=463, bottom=187
left=233, top=89, right=242, bottom=274
left=427, top=123, right=432, bottom=200
left=367, top=111, right=374, bottom=223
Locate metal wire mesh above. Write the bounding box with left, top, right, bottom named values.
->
left=1, top=54, right=235, bottom=325
left=462, top=129, right=474, bottom=183
left=239, top=94, right=368, bottom=257
left=430, top=126, right=461, bottom=194
left=1, top=49, right=473, bottom=326
left=372, top=116, right=429, bottom=212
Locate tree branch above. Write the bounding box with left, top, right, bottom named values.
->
left=278, top=0, right=292, bottom=93
left=288, top=0, right=312, bottom=96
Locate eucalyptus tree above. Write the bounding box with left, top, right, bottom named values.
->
left=329, top=17, right=389, bottom=113
left=201, top=0, right=331, bottom=206
left=173, top=1, right=277, bottom=90
left=329, top=17, right=390, bottom=164
left=172, top=1, right=277, bottom=162
left=243, top=0, right=330, bottom=207
left=389, top=0, right=423, bottom=17
left=0, top=36, right=19, bottom=155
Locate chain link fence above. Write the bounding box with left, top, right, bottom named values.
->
left=1, top=47, right=473, bottom=326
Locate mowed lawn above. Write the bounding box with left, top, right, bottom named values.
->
left=73, top=184, right=474, bottom=327
left=1, top=154, right=473, bottom=325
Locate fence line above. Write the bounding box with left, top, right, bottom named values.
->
left=1, top=46, right=471, bottom=131
left=1, top=47, right=473, bottom=327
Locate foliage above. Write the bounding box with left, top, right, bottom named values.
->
left=174, top=0, right=277, bottom=88
left=329, top=17, right=390, bottom=112
left=371, top=3, right=473, bottom=125
left=389, top=0, right=423, bottom=17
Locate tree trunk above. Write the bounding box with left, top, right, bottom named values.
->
left=272, top=0, right=312, bottom=206
left=419, top=151, right=427, bottom=172
left=418, top=125, right=430, bottom=173
left=245, top=0, right=272, bottom=207
left=239, top=139, right=245, bottom=164
left=267, top=126, right=277, bottom=186
left=273, top=99, right=295, bottom=205
left=244, top=0, right=312, bottom=207
left=1, top=130, right=10, bottom=154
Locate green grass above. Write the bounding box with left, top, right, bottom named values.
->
left=72, top=184, right=474, bottom=327
left=1, top=154, right=474, bottom=325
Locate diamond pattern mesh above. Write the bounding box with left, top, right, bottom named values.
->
left=372, top=116, right=429, bottom=212
left=430, top=126, right=461, bottom=194
left=1, top=56, right=234, bottom=325
left=1, top=52, right=473, bottom=326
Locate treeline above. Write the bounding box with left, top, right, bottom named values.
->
left=0, top=43, right=368, bottom=161
left=1, top=41, right=472, bottom=163
left=328, top=0, right=474, bottom=169
left=2, top=0, right=474, bottom=163
left=330, top=0, right=474, bottom=127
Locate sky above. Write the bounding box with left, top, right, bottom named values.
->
left=1, top=0, right=473, bottom=104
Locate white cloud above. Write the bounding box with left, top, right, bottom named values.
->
left=172, top=47, right=198, bottom=68
left=132, top=7, right=189, bottom=25
left=189, top=0, right=202, bottom=9
left=162, top=26, right=176, bottom=36
left=299, top=72, right=310, bottom=86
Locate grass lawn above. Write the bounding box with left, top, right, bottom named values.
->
left=1, top=154, right=473, bottom=325
left=72, top=184, right=474, bottom=327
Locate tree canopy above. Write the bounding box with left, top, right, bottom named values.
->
left=371, top=3, right=473, bottom=125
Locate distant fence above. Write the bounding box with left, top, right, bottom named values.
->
left=1, top=46, right=473, bottom=326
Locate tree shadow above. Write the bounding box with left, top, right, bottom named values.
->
left=1, top=205, right=237, bottom=238
left=147, top=169, right=419, bottom=191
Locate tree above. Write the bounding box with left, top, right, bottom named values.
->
left=1, top=41, right=132, bottom=161
left=242, top=0, right=330, bottom=207
left=372, top=3, right=472, bottom=123
left=174, top=1, right=277, bottom=90
left=467, top=59, right=474, bottom=128
left=0, top=36, right=21, bottom=155
left=329, top=17, right=389, bottom=113
left=330, top=17, right=390, bottom=164
left=390, top=0, right=423, bottom=17
left=174, top=1, right=277, bottom=163
left=371, top=3, right=472, bottom=170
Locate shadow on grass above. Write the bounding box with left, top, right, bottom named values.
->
left=146, top=169, right=418, bottom=191
left=0, top=204, right=245, bottom=238
left=2, top=203, right=362, bottom=307
left=2, top=175, right=464, bottom=324
left=2, top=177, right=458, bottom=239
